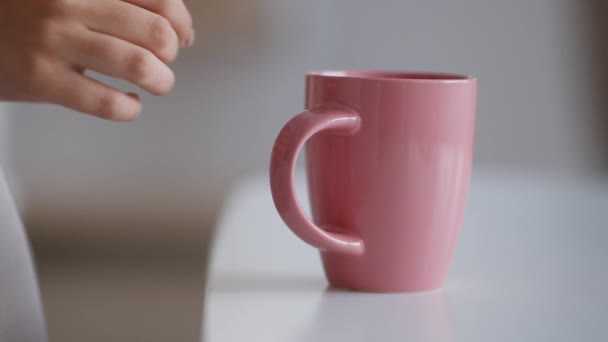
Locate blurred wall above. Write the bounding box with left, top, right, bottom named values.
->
left=589, top=0, right=608, bottom=167
left=6, top=0, right=606, bottom=248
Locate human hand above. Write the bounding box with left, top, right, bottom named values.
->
left=0, top=0, right=194, bottom=121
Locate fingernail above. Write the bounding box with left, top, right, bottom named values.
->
left=127, top=92, right=140, bottom=101
left=180, top=37, right=191, bottom=48
left=185, top=29, right=196, bottom=48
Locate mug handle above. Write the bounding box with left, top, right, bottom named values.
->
left=270, top=104, right=364, bottom=256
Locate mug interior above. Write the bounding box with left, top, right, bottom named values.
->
left=309, top=70, right=472, bottom=81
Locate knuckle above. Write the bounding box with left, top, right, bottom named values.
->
left=31, top=17, right=59, bottom=48
left=126, top=50, right=153, bottom=84
left=47, top=0, right=74, bottom=17
left=24, top=55, right=53, bottom=98
left=36, top=16, right=56, bottom=35
left=155, top=0, right=174, bottom=18
left=148, top=17, right=177, bottom=62
left=31, top=0, right=73, bottom=38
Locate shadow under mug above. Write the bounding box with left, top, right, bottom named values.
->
left=270, top=70, right=477, bottom=292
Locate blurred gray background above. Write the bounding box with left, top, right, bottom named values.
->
left=0, top=0, right=606, bottom=341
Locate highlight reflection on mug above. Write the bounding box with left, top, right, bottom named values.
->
left=294, top=288, right=452, bottom=342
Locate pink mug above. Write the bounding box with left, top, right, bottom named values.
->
left=270, top=71, right=477, bottom=292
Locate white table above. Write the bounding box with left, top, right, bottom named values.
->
left=203, top=170, right=608, bottom=342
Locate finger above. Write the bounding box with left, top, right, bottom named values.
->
left=122, top=0, right=194, bottom=47
left=61, top=29, right=175, bottom=96
left=79, top=0, right=179, bottom=63
left=45, top=69, right=142, bottom=121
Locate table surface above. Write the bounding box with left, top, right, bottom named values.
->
left=203, top=170, right=608, bottom=342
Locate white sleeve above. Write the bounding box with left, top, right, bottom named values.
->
left=0, top=168, right=47, bottom=342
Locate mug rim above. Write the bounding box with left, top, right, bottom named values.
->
left=308, top=70, right=475, bottom=83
